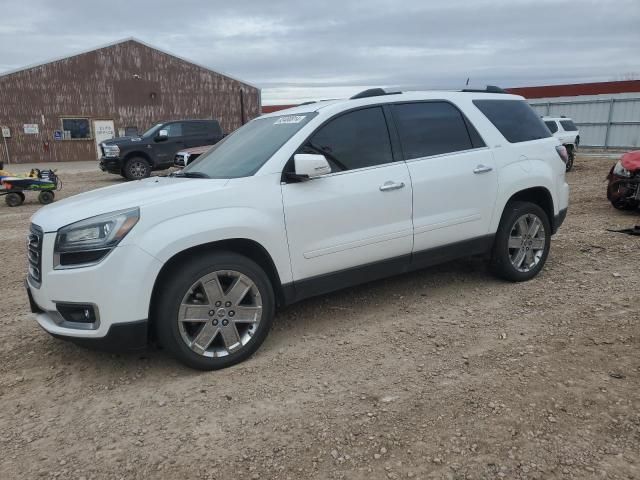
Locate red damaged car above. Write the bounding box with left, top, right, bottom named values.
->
left=607, top=150, right=640, bottom=210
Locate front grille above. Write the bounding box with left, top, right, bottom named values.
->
left=27, top=224, right=43, bottom=287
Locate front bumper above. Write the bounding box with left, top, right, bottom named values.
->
left=28, top=233, right=163, bottom=350
left=99, top=156, right=123, bottom=174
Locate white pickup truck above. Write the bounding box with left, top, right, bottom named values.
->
left=543, top=116, right=580, bottom=171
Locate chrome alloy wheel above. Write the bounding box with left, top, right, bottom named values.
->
left=178, top=270, right=262, bottom=357
left=508, top=213, right=546, bottom=273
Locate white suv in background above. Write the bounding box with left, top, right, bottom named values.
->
left=543, top=116, right=580, bottom=171
left=26, top=87, right=569, bottom=370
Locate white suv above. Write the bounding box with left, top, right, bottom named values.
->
left=26, top=87, right=569, bottom=370
left=542, top=116, right=580, bottom=171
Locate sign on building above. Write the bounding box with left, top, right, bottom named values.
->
left=1, top=126, right=10, bottom=138
left=53, top=130, right=63, bottom=141
left=23, top=124, right=39, bottom=134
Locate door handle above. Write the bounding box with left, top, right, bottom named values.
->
left=473, top=164, right=493, bottom=174
left=379, top=181, right=405, bottom=192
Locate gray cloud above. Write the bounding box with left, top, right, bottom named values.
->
left=1, top=0, right=639, bottom=104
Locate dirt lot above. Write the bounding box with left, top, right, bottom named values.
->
left=0, top=156, right=638, bottom=480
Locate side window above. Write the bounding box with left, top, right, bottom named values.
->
left=184, top=122, right=209, bottom=136
left=392, top=102, right=475, bottom=159
left=165, top=123, right=183, bottom=137
left=473, top=100, right=551, bottom=143
left=544, top=120, right=559, bottom=133
left=302, top=107, right=393, bottom=172
left=560, top=120, right=577, bottom=131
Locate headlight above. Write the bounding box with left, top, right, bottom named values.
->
left=54, top=208, right=139, bottom=268
left=102, top=144, right=120, bottom=158
left=613, top=161, right=631, bottom=178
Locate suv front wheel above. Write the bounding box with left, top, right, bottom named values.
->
left=490, top=201, right=551, bottom=282
left=155, top=251, right=275, bottom=370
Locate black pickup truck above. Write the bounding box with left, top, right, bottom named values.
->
left=99, top=119, right=223, bottom=179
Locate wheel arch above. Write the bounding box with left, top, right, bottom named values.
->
left=123, top=150, right=152, bottom=164
left=148, top=238, right=285, bottom=333
left=501, top=186, right=556, bottom=232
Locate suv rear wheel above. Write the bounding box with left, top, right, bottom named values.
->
left=155, top=251, right=275, bottom=370
left=490, top=201, right=551, bottom=282
left=123, top=157, right=151, bottom=180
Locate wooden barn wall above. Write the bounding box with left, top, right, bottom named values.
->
left=0, top=40, right=260, bottom=164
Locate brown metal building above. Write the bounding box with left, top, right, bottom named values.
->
left=0, top=38, right=260, bottom=164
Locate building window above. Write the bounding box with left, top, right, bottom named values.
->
left=61, top=118, right=92, bottom=140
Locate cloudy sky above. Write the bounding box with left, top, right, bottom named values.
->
left=1, top=0, right=639, bottom=104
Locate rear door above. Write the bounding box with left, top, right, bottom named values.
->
left=390, top=101, right=498, bottom=255
left=282, top=106, right=413, bottom=283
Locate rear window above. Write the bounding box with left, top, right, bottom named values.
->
left=560, top=120, right=578, bottom=131
left=544, top=120, right=558, bottom=133
left=473, top=100, right=551, bottom=143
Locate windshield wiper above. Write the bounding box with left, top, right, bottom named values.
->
left=172, top=171, right=211, bottom=179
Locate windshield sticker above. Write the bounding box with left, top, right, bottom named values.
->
left=274, top=115, right=306, bottom=125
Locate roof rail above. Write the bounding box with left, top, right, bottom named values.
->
left=298, top=101, right=316, bottom=105
left=461, top=85, right=508, bottom=94
left=350, top=88, right=402, bottom=100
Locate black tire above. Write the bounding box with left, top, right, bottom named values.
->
left=123, top=157, right=151, bottom=180
left=38, top=190, right=55, bottom=205
left=565, top=146, right=574, bottom=172
left=5, top=192, right=24, bottom=207
left=490, top=201, right=551, bottom=282
left=154, top=251, right=275, bottom=370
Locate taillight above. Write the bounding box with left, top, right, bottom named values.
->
left=555, top=145, right=568, bottom=164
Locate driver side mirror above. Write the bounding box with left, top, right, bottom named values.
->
left=290, top=153, right=331, bottom=181
left=155, top=129, right=168, bottom=142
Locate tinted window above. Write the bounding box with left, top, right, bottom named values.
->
left=473, top=100, right=551, bottom=143
left=560, top=120, right=577, bottom=131
left=302, top=107, right=393, bottom=171
left=165, top=123, right=183, bottom=137
left=544, top=120, right=558, bottom=133
left=392, top=102, right=477, bottom=159
left=185, top=121, right=222, bottom=137
left=184, top=113, right=316, bottom=178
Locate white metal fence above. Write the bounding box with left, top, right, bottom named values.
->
left=529, top=97, right=640, bottom=149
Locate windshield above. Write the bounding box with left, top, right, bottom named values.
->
left=183, top=113, right=317, bottom=178
left=142, top=123, right=163, bottom=138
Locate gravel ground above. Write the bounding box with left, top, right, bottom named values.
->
left=0, top=156, right=638, bottom=480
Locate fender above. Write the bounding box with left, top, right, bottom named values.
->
left=491, top=158, right=557, bottom=233
left=134, top=206, right=293, bottom=286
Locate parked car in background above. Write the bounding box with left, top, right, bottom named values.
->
left=174, top=144, right=214, bottom=168
left=606, top=150, right=640, bottom=210
left=542, top=116, right=580, bottom=171
left=27, top=87, right=568, bottom=370
left=99, top=119, right=224, bottom=180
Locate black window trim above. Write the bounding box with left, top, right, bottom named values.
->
left=386, top=99, right=488, bottom=162
left=283, top=99, right=488, bottom=181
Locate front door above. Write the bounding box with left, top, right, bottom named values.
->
left=93, top=120, right=115, bottom=159
left=153, top=122, right=187, bottom=167
left=282, top=106, right=414, bottom=282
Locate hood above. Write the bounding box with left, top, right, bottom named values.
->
left=621, top=150, right=640, bottom=172
left=101, top=136, right=145, bottom=146
left=32, top=176, right=229, bottom=232
left=178, top=145, right=214, bottom=155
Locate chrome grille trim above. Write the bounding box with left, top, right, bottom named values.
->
left=27, top=224, right=43, bottom=287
